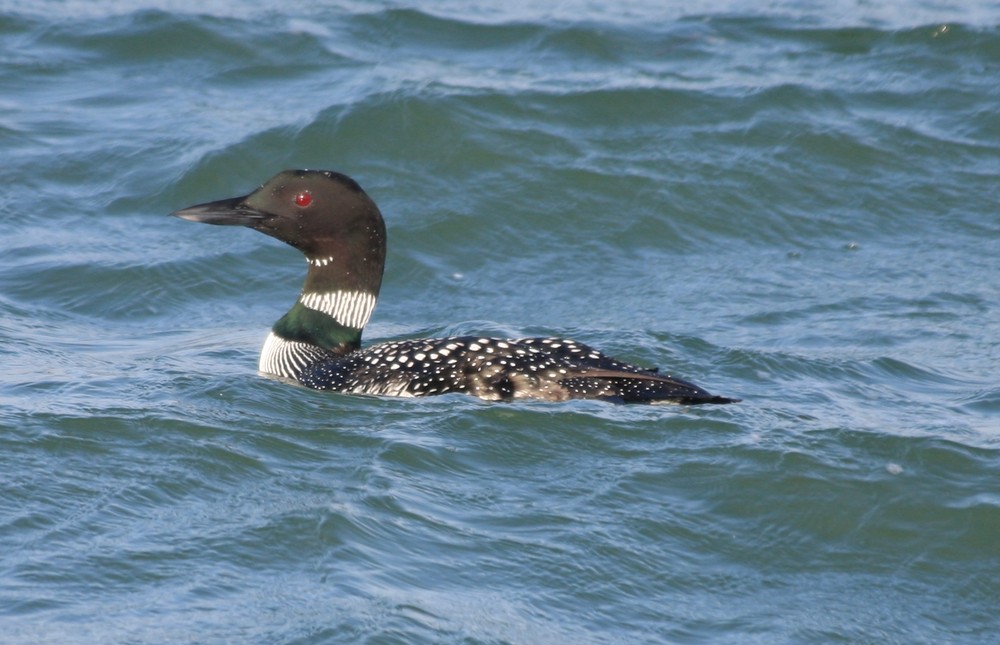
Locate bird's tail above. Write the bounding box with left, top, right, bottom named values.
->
left=569, top=369, right=740, bottom=405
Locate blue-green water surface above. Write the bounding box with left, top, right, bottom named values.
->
left=2, top=1, right=999, bottom=642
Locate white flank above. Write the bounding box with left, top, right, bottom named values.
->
left=258, top=331, right=330, bottom=380
left=299, top=290, right=377, bottom=329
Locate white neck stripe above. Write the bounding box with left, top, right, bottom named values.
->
left=300, top=290, right=377, bottom=329
left=307, top=256, right=335, bottom=267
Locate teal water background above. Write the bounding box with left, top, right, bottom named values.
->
left=2, top=1, right=999, bottom=642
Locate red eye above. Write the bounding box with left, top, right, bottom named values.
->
left=294, top=191, right=313, bottom=207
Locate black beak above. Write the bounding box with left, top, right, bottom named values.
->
left=171, top=195, right=272, bottom=227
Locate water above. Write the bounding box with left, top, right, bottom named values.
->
left=2, top=1, right=999, bottom=642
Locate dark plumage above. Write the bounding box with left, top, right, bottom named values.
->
left=173, top=170, right=738, bottom=405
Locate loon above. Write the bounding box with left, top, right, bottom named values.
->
left=172, top=170, right=738, bottom=405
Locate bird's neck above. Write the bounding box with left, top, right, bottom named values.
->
left=271, top=259, right=381, bottom=356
